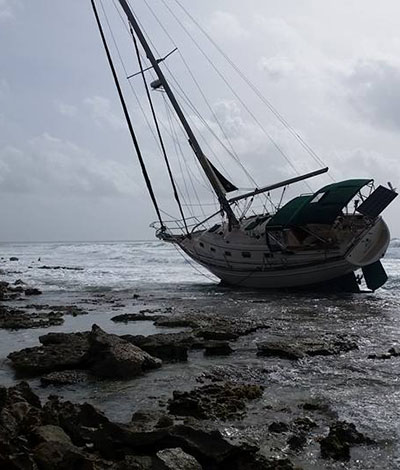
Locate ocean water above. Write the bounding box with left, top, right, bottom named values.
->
left=0, top=240, right=216, bottom=293
left=1, top=239, right=399, bottom=295
left=1, top=239, right=400, bottom=469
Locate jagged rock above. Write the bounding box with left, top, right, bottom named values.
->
left=85, top=325, right=162, bottom=378
left=113, top=455, right=153, bottom=470
left=368, top=353, right=392, bottom=360
left=305, top=336, right=358, bottom=356
left=42, top=396, right=110, bottom=447
left=112, top=313, right=164, bottom=323
left=39, top=332, right=89, bottom=346
left=8, top=285, right=24, bottom=293
left=7, top=381, right=42, bottom=409
left=41, top=370, right=91, bottom=386
left=0, top=307, right=64, bottom=330
left=233, top=455, right=296, bottom=470
left=287, top=433, right=307, bottom=451
left=155, top=448, right=203, bottom=470
left=25, top=288, right=42, bottom=296
left=33, top=440, right=109, bottom=470
left=368, top=345, right=400, bottom=360
left=301, top=399, right=333, bottom=415
left=258, top=335, right=358, bottom=360
left=320, top=421, right=373, bottom=461
left=168, top=382, right=263, bottom=420
left=204, top=341, right=233, bottom=356
left=257, top=342, right=304, bottom=360
left=10, top=257, right=19, bottom=261
left=268, top=422, right=289, bottom=433
left=131, top=410, right=174, bottom=433
left=388, top=346, right=400, bottom=356
left=197, top=330, right=239, bottom=341
left=1, top=451, right=39, bottom=470
left=38, top=265, right=83, bottom=271
left=0, top=386, right=7, bottom=410
left=8, top=334, right=89, bottom=374
left=95, top=421, right=261, bottom=467
left=293, top=416, right=317, bottom=431
left=32, top=425, right=73, bottom=446
left=154, top=317, right=199, bottom=328
left=123, top=332, right=194, bottom=362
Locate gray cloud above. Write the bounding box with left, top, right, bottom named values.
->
left=0, top=133, right=136, bottom=197
left=1, top=1, right=400, bottom=240
left=0, top=0, right=18, bottom=21
left=345, top=60, right=400, bottom=130
left=83, top=96, right=126, bottom=131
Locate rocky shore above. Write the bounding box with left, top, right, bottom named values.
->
left=0, top=266, right=397, bottom=469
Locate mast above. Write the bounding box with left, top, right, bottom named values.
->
left=117, top=0, right=239, bottom=226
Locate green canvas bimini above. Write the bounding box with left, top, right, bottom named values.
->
left=268, top=179, right=372, bottom=227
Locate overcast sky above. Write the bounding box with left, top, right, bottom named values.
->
left=0, top=0, right=399, bottom=241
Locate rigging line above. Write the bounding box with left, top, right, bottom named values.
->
left=172, top=0, right=332, bottom=177
left=111, top=0, right=207, bottom=209
left=129, top=9, right=236, bottom=185
left=172, top=242, right=218, bottom=283
left=112, top=0, right=213, bottom=195
left=163, top=93, right=195, bottom=219
left=158, top=0, right=306, bottom=184
left=130, top=25, right=189, bottom=235
left=92, top=0, right=164, bottom=228
left=141, top=0, right=258, bottom=187
left=166, top=100, right=208, bottom=221
left=108, top=0, right=163, bottom=152
left=113, top=0, right=220, bottom=200
left=164, top=95, right=207, bottom=219
left=164, top=75, right=237, bottom=182
left=162, top=87, right=220, bottom=196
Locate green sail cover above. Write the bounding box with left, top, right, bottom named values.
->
left=268, top=179, right=372, bottom=227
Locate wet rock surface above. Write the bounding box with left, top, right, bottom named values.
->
left=257, top=334, right=358, bottom=360
left=155, top=447, right=203, bottom=470
left=0, top=304, right=64, bottom=329
left=0, top=382, right=290, bottom=470
left=85, top=324, right=162, bottom=378
left=112, top=312, right=164, bottom=323
left=41, top=370, right=92, bottom=386
left=368, top=345, right=400, bottom=360
left=320, top=420, right=374, bottom=461
left=0, top=280, right=44, bottom=302
left=168, top=382, right=263, bottom=420
left=203, top=341, right=233, bottom=356
left=123, top=332, right=194, bottom=362
left=8, top=332, right=90, bottom=374
left=1, top=269, right=398, bottom=468
left=8, top=326, right=162, bottom=379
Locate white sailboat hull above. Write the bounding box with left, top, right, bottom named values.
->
left=175, top=218, right=390, bottom=290
left=195, top=258, right=354, bottom=289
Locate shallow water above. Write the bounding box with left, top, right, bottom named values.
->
left=1, top=239, right=400, bottom=469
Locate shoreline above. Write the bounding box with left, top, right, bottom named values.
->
left=1, top=258, right=400, bottom=468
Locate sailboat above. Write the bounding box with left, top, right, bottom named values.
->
left=91, top=0, right=397, bottom=291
